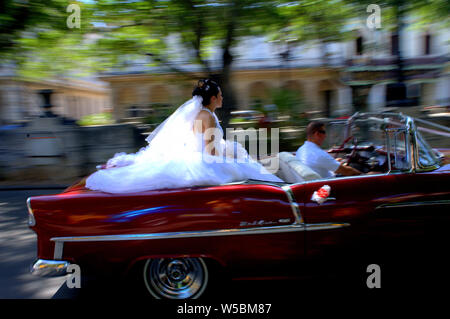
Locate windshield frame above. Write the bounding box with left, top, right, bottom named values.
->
left=411, top=124, right=441, bottom=172
left=328, top=113, right=441, bottom=174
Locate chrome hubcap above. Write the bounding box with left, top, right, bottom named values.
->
left=144, top=258, right=208, bottom=299
left=167, top=260, right=187, bottom=281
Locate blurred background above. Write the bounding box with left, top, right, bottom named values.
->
left=0, top=0, right=449, bottom=184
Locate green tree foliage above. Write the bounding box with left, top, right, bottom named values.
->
left=0, top=1, right=95, bottom=77
left=86, top=0, right=286, bottom=130
left=77, top=112, right=114, bottom=126
left=271, top=1, right=354, bottom=49
left=0, top=0, right=67, bottom=57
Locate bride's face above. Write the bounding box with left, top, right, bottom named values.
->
left=213, top=89, right=223, bottom=109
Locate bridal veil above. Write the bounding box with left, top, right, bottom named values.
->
left=85, top=95, right=282, bottom=193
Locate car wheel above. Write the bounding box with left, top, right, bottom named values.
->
left=143, top=257, right=209, bottom=299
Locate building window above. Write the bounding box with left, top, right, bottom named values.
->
left=391, top=33, right=399, bottom=56
left=128, top=105, right=139, bottom=118
left=324, top=90, right=332, bottom=118
left=407, top=83, right=421, bottom=106
left=424, top=33, right=431, bottom=55
left=356, top=36, right=363, bottom=55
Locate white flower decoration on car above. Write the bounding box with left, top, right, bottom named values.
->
left=311, top=185, right=331, bottom=204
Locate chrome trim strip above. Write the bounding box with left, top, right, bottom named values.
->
left=306, top=223, right=351, bottom=231
left=281, top=185, right=303, bottom=224
left=50, top=223, right=349, bottom=244
left=289, top=172, right=390, bottom=187
left=54, top=242, right=64, bottom=260
left=376, top=200, right=450, bottom=209
left=386, top=127, right=392, bottom=173
left=223, top=180, right=286, bottom=188
left=289, top=164, right=422, bottom=188
left=52, top=225, right=306, bottom=243
left=26, top=197, right=36, bottom=227
left=414, top=117, right=450, bottom=133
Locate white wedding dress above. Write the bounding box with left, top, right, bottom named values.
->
left=85, top=96, right=282, bottom=193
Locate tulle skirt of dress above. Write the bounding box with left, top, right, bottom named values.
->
left=85, top=141, right=282, bottom=194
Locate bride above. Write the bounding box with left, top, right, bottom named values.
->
left=86, top=79, right=282, bottom=193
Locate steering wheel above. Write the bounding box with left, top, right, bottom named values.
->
left=339, top=135, right=354, bottom=149
left=345, top=137, right=358, bottom=165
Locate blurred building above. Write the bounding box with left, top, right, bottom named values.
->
left=0, top=65, right=112, bottom=125
left=98, top=16, right=449, bottom=122
left=342, top=16, right=449, bottom=115
left=99, top=35, right=352, bottom=122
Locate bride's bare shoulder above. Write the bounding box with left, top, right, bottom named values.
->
left=194, top=110, right=215, bottom=133
left=196, top=110, right=214, bottom=122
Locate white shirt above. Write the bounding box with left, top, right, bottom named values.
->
left=295, top=141, right=340, bottom=179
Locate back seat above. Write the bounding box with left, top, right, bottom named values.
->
left=277, top=152, right=321, bottom=183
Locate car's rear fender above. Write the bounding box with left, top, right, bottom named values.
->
left=28, top=183, right=294, bottom=262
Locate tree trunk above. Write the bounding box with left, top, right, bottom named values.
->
left=217, top=46, right=238, bottom=138
left=215, top=5, right=239, bottom=138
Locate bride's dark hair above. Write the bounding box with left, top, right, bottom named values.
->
left=192, top=79, right=220, bottom=106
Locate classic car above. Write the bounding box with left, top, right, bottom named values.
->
left=28, top=112, right=450, bottom=298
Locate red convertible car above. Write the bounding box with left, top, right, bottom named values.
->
left=28, top=113, right=450, bottom=298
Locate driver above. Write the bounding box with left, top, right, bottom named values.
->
left=296, top=121, right=361, bottom=178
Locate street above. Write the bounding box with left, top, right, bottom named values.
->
left=0, top=189, right=73, bottom=298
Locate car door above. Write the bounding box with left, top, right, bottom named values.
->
left=288, top=170, right=437, bottom=282
left=289, top=173, right=404, bottom=257
left=220, top=183, right=307, bottom=279
left=383, top=169, right=450, bottom=281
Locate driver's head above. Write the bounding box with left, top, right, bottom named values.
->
left=306, top=121, right=327, bottom=146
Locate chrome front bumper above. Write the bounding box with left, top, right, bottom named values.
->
left=31, top=259, right=70, bottom=277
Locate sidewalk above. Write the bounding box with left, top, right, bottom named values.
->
left=0, top=181, right=69, bottom=191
